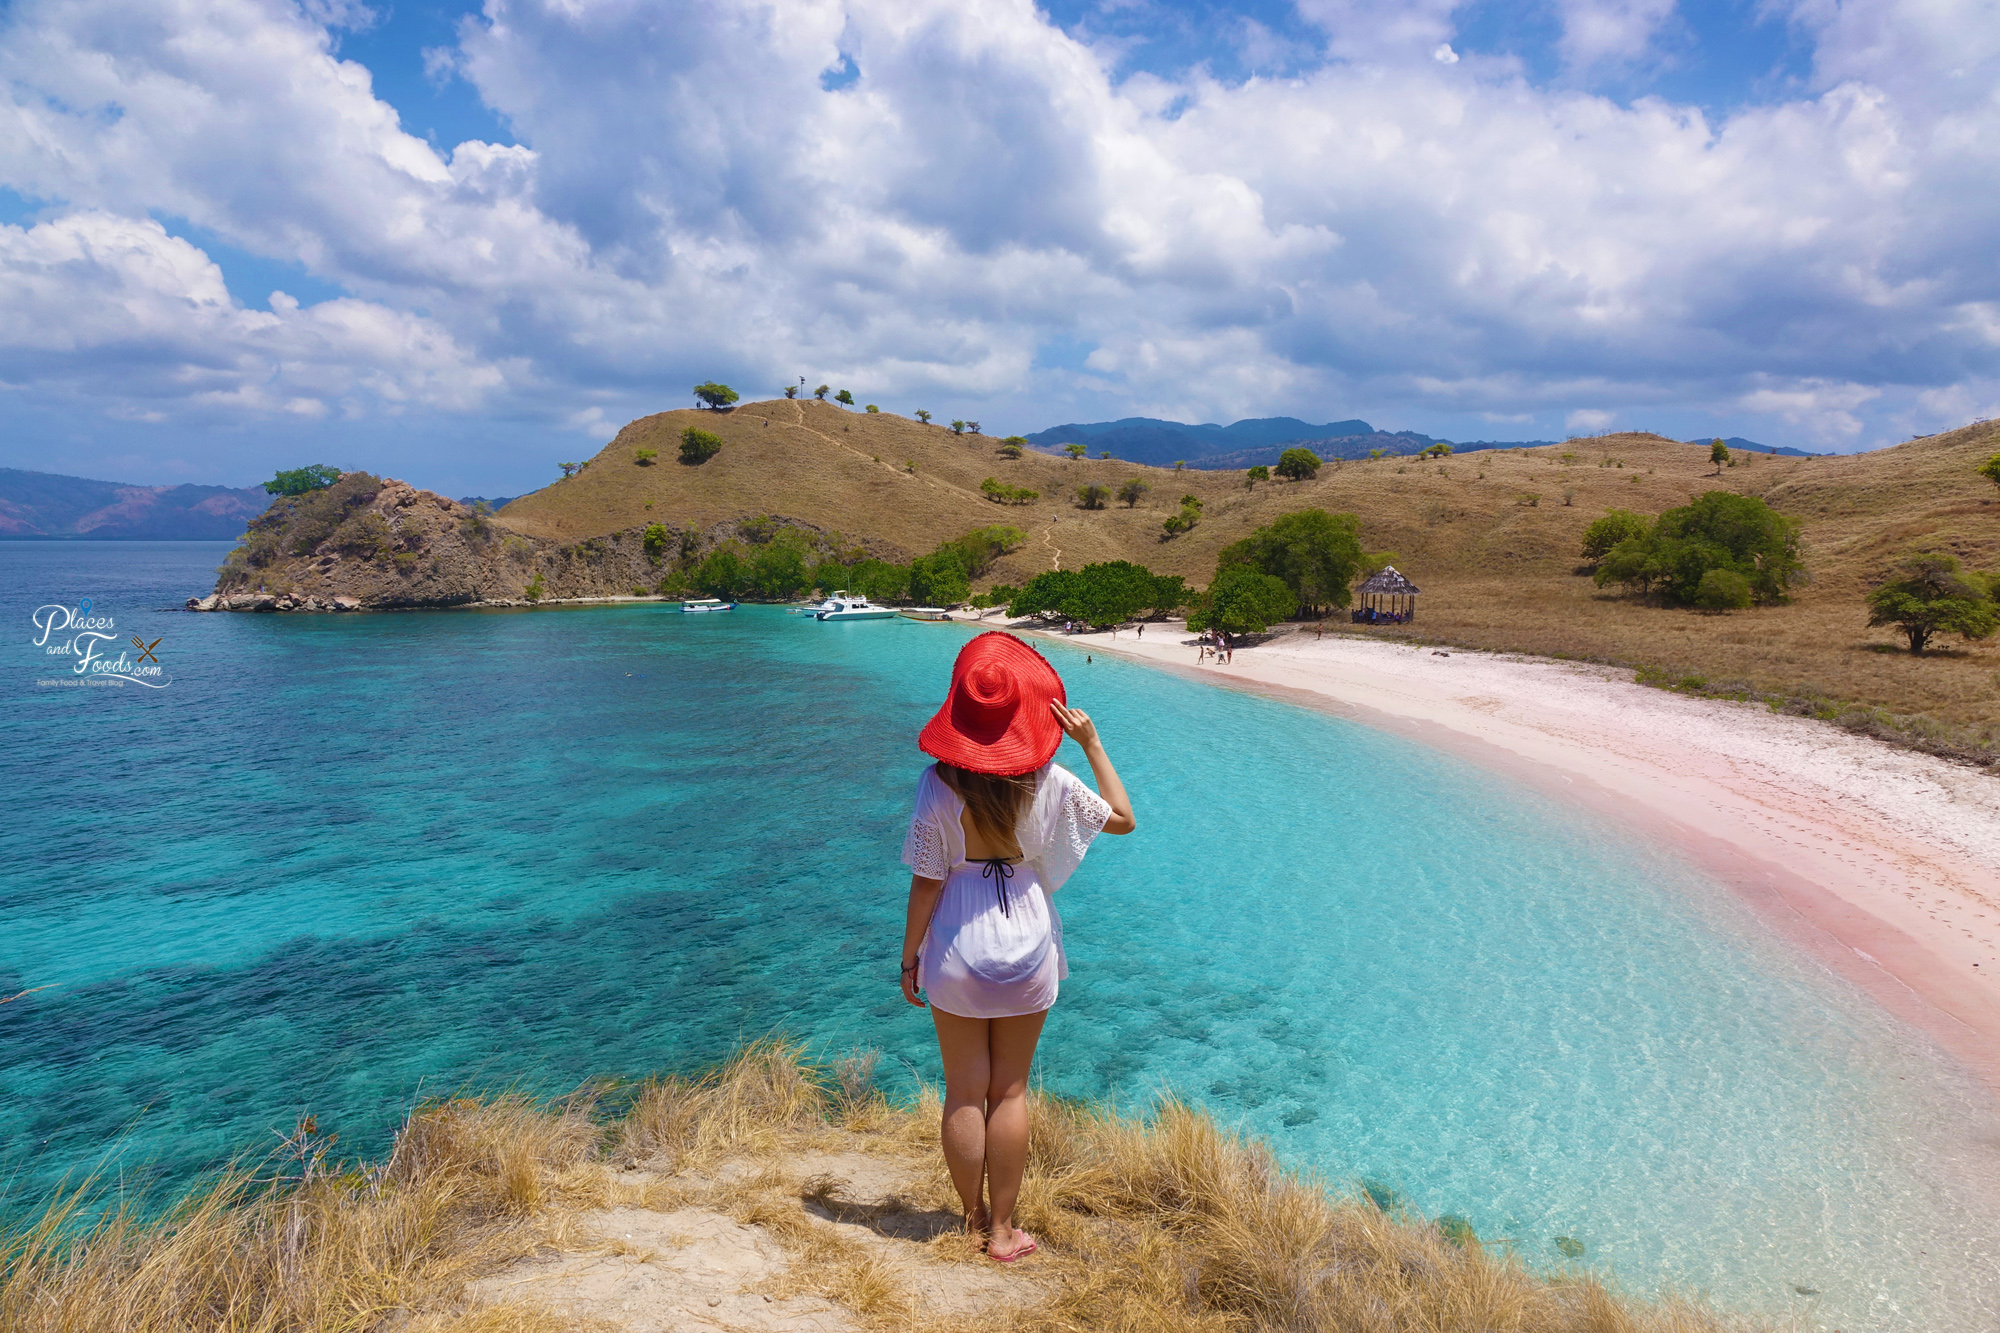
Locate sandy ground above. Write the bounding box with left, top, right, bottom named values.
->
left=973, top=614, right=2000, bottom=1100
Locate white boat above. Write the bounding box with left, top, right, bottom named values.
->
left=815, top=592, right=899, bottom=621
left=898, top=607, right=952, bottom=621
left=789, top=594, right=839, bottom=615
left=679, top=598, right=738, bottom=613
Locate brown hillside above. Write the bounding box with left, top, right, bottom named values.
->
left=500, top=402, right=2000, bottom=739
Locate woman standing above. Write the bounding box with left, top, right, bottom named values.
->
left=899, top=632, right=1136, bottom=1262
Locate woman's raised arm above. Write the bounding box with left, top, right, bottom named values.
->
left=1049, top=700, right=1135, bottom=835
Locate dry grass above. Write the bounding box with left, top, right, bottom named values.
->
left=497, top=402, right=2000, bottom=758
left=1, top=1042, right=1772, bottom=1333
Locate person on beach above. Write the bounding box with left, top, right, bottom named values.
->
left=898, top=632, right=1136, bottom=1264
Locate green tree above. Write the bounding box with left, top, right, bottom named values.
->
left=1077, top=483, right=1110, bottom=509
left=1063, top=443, right=1086, bottom=460
left=1594, top=492, right=1802, bottom=605
left=915, top=410, right=932, bottom=424
left=1188, top=565, right=1296, bottom=635
left=1068, top=561, right=1158, bottom=627
left=1149, top=573, right=1189, bottom=616
left=1276, top=447, right=1322, bottom=481
left=1118, top=478, right=1150, bottom=507
left=1709, top=438, right=1730, bottom=470
left=783, top=384, right=799, bottom=399
left=845, top=558, right=911, bottom=603
left=835, top=389, right=855, bottom=406
left=1594, top=537, right=1668, bottom=597
left=1978, top=453, right=2000, bottom=489
left=642, top=523, right=670, bottom=564
left=693, top=381, right=739, bottom=410
left=936, top=525, right=1026, bottom=577
left=951, top=419, right=967, bottom=435
left=1580, top=509, right=1650, bottom=563
left=1215, top=508, right=1364, bottom=614
left=750, top=534, right=811, bottom=600
left=693, top=548, right=744, bottom=596
left=1423, top=442, right=1453, bottom=458
left=1007, top=569, right=1082, bottom=618
left=680, top=426, right=724, bottom=464
left=1245, top=465, right=1269, bottom=489
left=999, top=442, right=1024, bottom=459
left=967, top=422, right=982, bottom=435
left=1098, top=450, right=1111, bottom=460
left=1867, top=553, right=2000, bottom=654
left=814, top=384, right=830, bottom=400
left=865, top=404, right=879, bottom=413
left=1002, top=435, right=1029, bottom=447
left=559, top=461, right=579, bottom=478
left=263, top=464, right=342, bottom=496
left=1693, top=567, right=1753, bottom=610
left=909, top=551, right=971, bottom=606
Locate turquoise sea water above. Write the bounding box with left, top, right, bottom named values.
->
left=5, top=541, right=1999, bottom=1331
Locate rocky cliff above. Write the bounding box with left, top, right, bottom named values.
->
left=188, top=470, right=859, bottom=612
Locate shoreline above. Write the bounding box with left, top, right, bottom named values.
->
left=987, top=615, right=2000, bottom=1103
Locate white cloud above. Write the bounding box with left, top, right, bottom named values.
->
left=0, top=0, right=1996, bottom=471
left=0, top=211, right=506, bottom=418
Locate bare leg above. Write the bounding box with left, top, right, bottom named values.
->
left=983, top=1009, right=1048, bottom=1258
left=930, top=1007, right=993, bottom=1234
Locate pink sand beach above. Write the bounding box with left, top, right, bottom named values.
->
left=977, top=615, right=2000, bottom=1100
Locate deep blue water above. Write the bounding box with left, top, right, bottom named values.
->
left=5, top=542, right=1999, bottom=1331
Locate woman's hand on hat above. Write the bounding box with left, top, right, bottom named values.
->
left=1050, top=699, right=1100, bottom=751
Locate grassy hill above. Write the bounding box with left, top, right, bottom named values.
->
left=496, top=399, right=2000, bottom=750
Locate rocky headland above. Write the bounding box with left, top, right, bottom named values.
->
left=187, top=468, right=863, bottom=613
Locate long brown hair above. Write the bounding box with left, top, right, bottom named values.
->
left=937, top=762, right=1036, bottom=856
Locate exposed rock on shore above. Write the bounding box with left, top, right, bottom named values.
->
left=189, top=471, right=870, bottom=612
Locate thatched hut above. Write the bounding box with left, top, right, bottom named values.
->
left=1354, top=565, right=1421, bottom=623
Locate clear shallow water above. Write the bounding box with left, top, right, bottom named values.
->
left=5, top=542, right=1999, bottom=1331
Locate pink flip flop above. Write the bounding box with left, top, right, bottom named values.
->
left=989, top=1231, right=1038, bottom=1263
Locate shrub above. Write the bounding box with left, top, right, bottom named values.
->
left=1709, top=438, right=1730, bottom=469
left=1693, top=567, right=1753, bottom=610
left=1245, top=465, right=1269, bottom=489
left=936, top=525, right=1026, bottom=577
left=909, top=552, right=971, bottom=606
left=559, top=461, right=579, bottom=477
left=980, top=477, right=1039, bottom=505
left=1595, top=491, right=1803, bottom=605
left=1978, top=453, right=2000, bottom=489
left=1098, top=451, right=1111, bottom=460
left=915, top=410, right=932, bottom=424
left=693, top=382, right=738, bottom=410
left=262, top=464, right=341, bottom=496
left=750, top=533, right=811, bottom=600
left=1423, top=443, right=1453, bottom=458
left=835, top=389, right=854, bottom=406
left=524, top=572, right=545, bottom=602
left=999, top=443, right=1024, bottom=459
left=1188, top=565, right=1296, bottom=635
left=692, top=547, right=745, bottom=597
left=1276, top=448, right=1322, bottom=481
left=1118, top=478, right=1150, bottom=507
left=783, top=384, right=799, bottom=399
left=634, top=448, right=657, bottom=465
left=1063, top=443, right=1086, bottom=459
left=865, top=404, right=879, bottom=413
left=643, top=523, right=670, bottom=564
left=814, top=384, right=829, bottom=400
left=679, top=426, right=724, bottom=464
left=1580, top=509, right=1649, bottom=562
left=1162, top=494, right=1203, bottom=537
left=1077, top=483, right=1110, bottom=509
left=1866, top=552, right=2000, bottom=653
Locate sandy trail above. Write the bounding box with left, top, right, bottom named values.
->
left=1012, top=619, right=2000, bottom=1099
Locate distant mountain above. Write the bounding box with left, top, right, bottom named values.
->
left=0, top=468, right=270, bottom=539
left=1684, top=436, right=1819, bottom=458
left=1025, top=416, right=1374, bottom=468
left=1026, top=415, right=1561, bottom=470
left=458, top=495, right=519, bottom=511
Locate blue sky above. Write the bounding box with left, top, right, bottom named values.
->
left=1, top=0, right=1996, bottom=495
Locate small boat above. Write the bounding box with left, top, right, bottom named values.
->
left=789, top=595, right=838, bottom=615
left=898, top=607, right=952, bottom=621
left=679, top=598, right=738, bottom=613
left=815, top=592, right=898, bottom=621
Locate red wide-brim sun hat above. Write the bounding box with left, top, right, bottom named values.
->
left=918, top=631, right=1067, bottom=776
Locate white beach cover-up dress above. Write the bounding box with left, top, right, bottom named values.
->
left=901, top=763, right=1112, bottom=1018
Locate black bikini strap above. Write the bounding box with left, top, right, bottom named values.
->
left=980, top=858, right=1016, bottom=917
